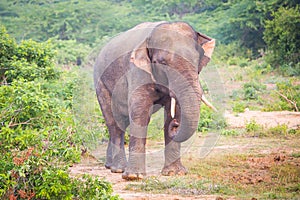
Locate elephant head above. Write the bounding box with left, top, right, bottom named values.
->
left=130, top=22, right=215, bottom=142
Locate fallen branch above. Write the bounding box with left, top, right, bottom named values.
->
left=8, top=117, right=38, bottom=128
left=275, top=90, right=299, bottom=112
left=8, top=120, right=32, bottom=128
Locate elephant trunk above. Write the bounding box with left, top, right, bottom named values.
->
left=169, top=76, right=202, bottom=143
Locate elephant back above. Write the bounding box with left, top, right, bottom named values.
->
left=94, top=22, right=166, bottom=79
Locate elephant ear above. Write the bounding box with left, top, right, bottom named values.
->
left=130, top=40, right=155, bottom=82
left=197, top=32, right=216, bottom=72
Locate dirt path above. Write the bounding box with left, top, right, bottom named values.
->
left=225, top=110, right=300, bottom=129
left=69, top=157, right=220, bottom=199
left=70, top=110, right=300, bottom=199
left=70, top=139, right=223, bottom=200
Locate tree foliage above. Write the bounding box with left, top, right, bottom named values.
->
left=185, top=0, right=299, bottom=55
left=264, top=6, right=300, bottom=68
left=1, top=0, right=299, bottom=66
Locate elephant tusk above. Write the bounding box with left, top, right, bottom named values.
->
left=201, top=95, right=217, bottom=112
left=171, top=97, right=176, bottom=118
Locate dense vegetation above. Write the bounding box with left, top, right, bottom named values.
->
left=0, top=26, right=118, bottom=199
left=1, top=0, right=299, bottom=67
left=0, top=0, right=299, bottom=199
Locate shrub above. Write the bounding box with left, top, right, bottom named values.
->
left=266, top=124, right=288, bottom=136
left=2, top=39, right=59, bottom=83
left=232, top=102, right=246, bottom=113
left=0, top=80, right=61, bottom=129
left=245, top=121, right=298, bottom=138
left=264, top=6, right=300, bottom=68
left=0, top=25, right=118, bottom=199
left=198, top=105, right=226, bottom=132
left=243, top=81, right=266, bottom=100
left=279, top=62, right=300, bottom=77
left=198, top=105, right=214, bottom=132
left=53, top=39, right=91, bottom=66
left=276, top=81, right=300, bottom=111
left=264, top=80, right=300, bottom=111
left=213, top=42, right=249, bottom=63
left=245, top=119, right=263, bottom=134
left=221, top=129, right=239, bottom=136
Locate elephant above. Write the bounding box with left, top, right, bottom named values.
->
left=94, top=21, right=215, bottom=180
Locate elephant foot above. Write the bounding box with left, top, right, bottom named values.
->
left=122, top=172, right=145, bottom=180
left=161, top=160, right=188, bottom=176
left=105, top=163, right=126, bottom=173
left=105, top=164, right=112, bottom=169
left=111, top=167, right=125, bottom=173
left=122, top=165, right=146, bottom=180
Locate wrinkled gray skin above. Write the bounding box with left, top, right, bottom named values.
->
left=94, top=21, right=215, bottom=180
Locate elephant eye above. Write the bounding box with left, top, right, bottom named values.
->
left=152, top=59, right=167, bottom=65
left=159, top=60, right=167, bottom=65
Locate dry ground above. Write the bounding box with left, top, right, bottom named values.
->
left=70, top=111, right=300, bottom=200
left=225, top=110, right=300, bottom=129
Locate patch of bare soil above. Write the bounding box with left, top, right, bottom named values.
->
left=228, top=151, right=300, bottom=185
left=70, top=156, right=220, bottom=200
left=225, top=110, right=300, bottom=129
left=69, top=110, right=300, bottom=199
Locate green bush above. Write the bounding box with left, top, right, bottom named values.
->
left=53, top=39, right=91, bottom=66
left=264, top=80, right=300, bottom=112
left=245, top=119, right=265, bottom=137
left=245, top=121, right=298, bottom=138
left=243, top=81, right=266, bottom=100
left=266, top=124, right=288, bottom=136
left=213, top=42, right=249, bottom=63
left=198, top=105, right=226, bottom=132
left=245, top=119, right=263, bottom=133
left=264, top=6, right=300, bottom=68
left=276, top=81, right=300, bottom=111
left=198, top=105, right=214, bottom=132
left=278, top=62, right=300, bottom=77
left=0, top=113, right=118, bottom=199
left=221, top=129, right=239, bottom=136
left=232, top=102, right=246, bottom=113
left=0, top=80, right=61, bottom=129
left=71, top=175, right=120, bottom=200
left=1, top=36, right=59, bottom=83
left=0, top=26, right=118, bottom=199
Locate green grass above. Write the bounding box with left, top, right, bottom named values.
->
left=221, top=129, right=240, bottom=136
left=126, top=176, right=231, bottom=196
left=244, top=120, right=300, bottom=138
left=125, top=135, right=300, bottom=199
left=232, top=102, right=246, bottom=113
left=222, top=57, right=300, bottom=113
left=291, top=152, right=300, bottom=158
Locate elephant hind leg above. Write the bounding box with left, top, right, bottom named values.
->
left=106, top=128, right=127, bottom=173
left=95, top=81, right=127, bottom=173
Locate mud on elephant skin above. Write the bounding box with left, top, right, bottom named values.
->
left=94, top=21, right=215, bottom=180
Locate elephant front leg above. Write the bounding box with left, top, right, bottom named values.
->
left=162, top=104, right=188, bottom=176
left=122, top=134, right=146, bottom=180
left=122, top=100, right=151, bottom=180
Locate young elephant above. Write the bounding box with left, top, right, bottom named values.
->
left=94, top=21, right=215, bottom=180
